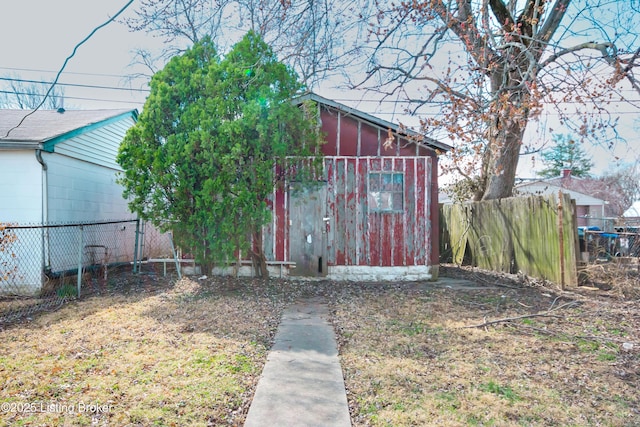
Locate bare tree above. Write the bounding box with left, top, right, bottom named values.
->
left=597, top=162, right=640, bottom=216
left=0, top=76, right=65, bottom=109
left=123, top=0, right=361, bottom=87
left=357, top=0, right=640, bottom=200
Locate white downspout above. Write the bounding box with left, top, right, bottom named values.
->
left=35, top=149, right=50, bottom=270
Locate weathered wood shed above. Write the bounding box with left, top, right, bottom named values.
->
left=258, top=93, right=451, bottom=281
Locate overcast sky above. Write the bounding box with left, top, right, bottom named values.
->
left=1, top=0, right=638, bottom=178
left=0, top=0, right=153, bottom=110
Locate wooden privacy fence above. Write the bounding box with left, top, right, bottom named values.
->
left=440, top=193, right=579, bottom=287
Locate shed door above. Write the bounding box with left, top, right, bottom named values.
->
left=289, top=182, right=328, bottom=277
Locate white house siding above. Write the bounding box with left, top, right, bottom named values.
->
left=0, top=111, right=139, bottom=295
left=45, top=153, right=133, bottom=223
left=0, top=150, right=43, bottom=223
left=0, top=151, right=44, bottom=295
left=44, top=153, right=136, bottom=274
left=52, top=116, right=135, bottom=170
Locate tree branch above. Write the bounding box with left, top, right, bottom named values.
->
left=489, top=0, right=517, bottom=33
left=540, top=41, right=616, bottom=69
left=620, top=46, right=640, bottom=96
left=430, top=0, right=499, bottom=73
left=463, top=300, right=579, bottom=328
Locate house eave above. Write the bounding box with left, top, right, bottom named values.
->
left=0, top=141, right=42, bottom=150
left=42, top=109, right=137, bottom=152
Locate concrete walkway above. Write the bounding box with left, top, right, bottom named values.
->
left=244, top=298, right=351, bottom=427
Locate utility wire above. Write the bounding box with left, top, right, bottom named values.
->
left=0, top=90, right=144, bottom=106
left=4, top=0, right=135, bottom=138
left=0, top=66, right=143, bottom=79
left=0, top=77, right=150, bottom=93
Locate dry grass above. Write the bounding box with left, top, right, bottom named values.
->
left=0, top=267, right=639, bottom=426
left=0, top=275, right=287, bottom=426
left=578, top=261, right=640, bottom=299
left=335, top=266, right=640, bottom=426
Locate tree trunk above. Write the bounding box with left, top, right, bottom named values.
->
left=480, top=73, right=530, bottom=201
left=250, top=229, right=268, bottom=278
left=481, top=120, right=525, bottom=200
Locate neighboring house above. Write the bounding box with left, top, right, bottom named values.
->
left=515, top=171, right=609, bottom=228
left=223, top=93, right=451, bottom=281
left=622, top=201, right=640, bottom=224
left=0, top=108, right=138, bottom=295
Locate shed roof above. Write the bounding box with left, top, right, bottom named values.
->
left=295, top=92, right=452, bottom=152
left=0, top=108, right=137, bottom=149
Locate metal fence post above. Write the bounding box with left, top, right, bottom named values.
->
left=133, top=219, right=140, bottom=273
left=77, top=225, right=84, bottom=298
left=169, top=231, right=182, bottom=279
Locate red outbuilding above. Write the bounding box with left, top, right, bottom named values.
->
left=218, top=93, right=451, bottom=281
left=277, top=93, right=450, bottom=281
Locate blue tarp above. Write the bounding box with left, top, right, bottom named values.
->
left=578, top=226, right=618, bottom=238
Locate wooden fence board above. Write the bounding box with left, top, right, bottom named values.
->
left=440, top=194, right=578, bottom=287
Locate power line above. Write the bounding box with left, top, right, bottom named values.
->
left=0, top=77, right=150, bottom=93
left=0, top=90, right=144, bottom=106
left=4, top=72, right=637, bottom=105
left=0, top=66, right=143, bottom=80
left=4, top=0, right=135, bottom=138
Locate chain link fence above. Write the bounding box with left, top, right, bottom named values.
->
left=0, top=220, right=175, bottom=326
left=576, top=217, right=640, bottom=299
left=578, top=217, right=640, bottom=261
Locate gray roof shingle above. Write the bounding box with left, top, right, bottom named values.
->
left=0, top=109, right=135, bottom=143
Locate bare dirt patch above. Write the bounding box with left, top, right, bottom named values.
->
left=0, top=267, right=638, bottom=426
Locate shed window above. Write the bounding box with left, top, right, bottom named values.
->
left=368, top=172, right=404, bottom=212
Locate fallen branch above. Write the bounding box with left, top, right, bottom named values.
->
left=463, top=300, right=579, bottom=329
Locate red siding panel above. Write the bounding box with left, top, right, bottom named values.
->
left=415, top=158, right=427, bottom=263
left=368, top=212, right=382, bottom=266
left=321, top=110, right=338, bottom=156
left=356, top=158, right=368, bottom=265
left=345, top=158, right=358, bottom=264
left=338, top=115, right=359, bottom=156
left=399, top=137, right=417, bottom=156
left=334, top=158, right=347, bottom=265
left=428, top=157, right=437, bottom=266
left=381, top=213, right=393, bottom=266
left=393, top=157, right=405, bottom=266
left=263, top=195, right=275, bottom=260
left=360, top=123, right=379, bottom=156
left=383, top=157, right=393, bottom=172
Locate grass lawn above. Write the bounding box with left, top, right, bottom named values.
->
left=0, top=275, right=285, bottom=426
left=0, top=267, right=638, bottom=426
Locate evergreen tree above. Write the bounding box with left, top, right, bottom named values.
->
left=117, top=32, right=323, bottom=276
left=538, top=134, right=593, bottom=178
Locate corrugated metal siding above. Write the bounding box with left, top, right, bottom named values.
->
left=52, top=117, right=134, bottom=170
